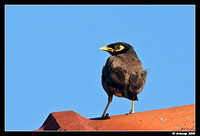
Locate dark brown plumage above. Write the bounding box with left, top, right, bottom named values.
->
left=100, top=42, right=147, bottom=117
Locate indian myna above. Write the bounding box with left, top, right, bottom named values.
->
left=100, top=42, right=147, bottom=117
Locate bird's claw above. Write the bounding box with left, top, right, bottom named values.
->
left=101, top=113, right=110, bottom=119
left=129, top=110, right=134, bottom=114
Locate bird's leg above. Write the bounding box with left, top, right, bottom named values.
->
left=101, top=95, right=113, bottom=118
left=129, top=100, right=134, bottom=114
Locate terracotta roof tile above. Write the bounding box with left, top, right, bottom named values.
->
left=36, top=104, right=195, bottom=131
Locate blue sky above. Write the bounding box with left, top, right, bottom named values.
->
left=5, top=5, right=195, bottom=131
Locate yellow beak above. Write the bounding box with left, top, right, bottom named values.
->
left=99, top=46, right=114, bottom=52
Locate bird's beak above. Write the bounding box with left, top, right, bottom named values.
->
left=99, top=46, right=114, bottom=52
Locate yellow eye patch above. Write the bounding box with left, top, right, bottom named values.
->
left=115, top=45, right=125, bottom=52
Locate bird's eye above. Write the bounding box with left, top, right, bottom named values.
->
left=115, top=45, right=125, bottom=52
left=115, top=45, right=121, bottom=50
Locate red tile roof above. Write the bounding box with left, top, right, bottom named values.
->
left=36, top=104, right=195, bottom=131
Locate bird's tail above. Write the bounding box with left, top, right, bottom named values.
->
left=121, top=86, right=138, bottom=101
left=127, top=91, right=138, bottom=101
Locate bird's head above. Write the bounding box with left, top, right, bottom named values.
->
left=100, top=42, right=137, bottom=57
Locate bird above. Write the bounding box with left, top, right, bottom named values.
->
left=100, top=42, right=147, bottom=118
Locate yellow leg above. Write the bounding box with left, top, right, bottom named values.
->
left=130, top=100, right=134, bottom=114
left=101, top=95, right=113, bottom=118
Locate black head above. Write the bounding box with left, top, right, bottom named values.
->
left=100, top=42, right=137, bottom=57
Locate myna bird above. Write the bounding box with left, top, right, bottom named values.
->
left=100, top=42, right=147, bottom=118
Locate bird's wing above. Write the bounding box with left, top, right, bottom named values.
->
left=129, top=69, right=147, bottom=94
left=102, top=56, right=126, bottom=89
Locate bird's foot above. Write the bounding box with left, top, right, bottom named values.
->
left=129, top=110, right=134, bottom=114
left=101, top=113, right=110, bottom=119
